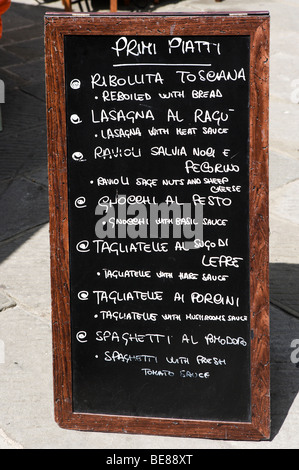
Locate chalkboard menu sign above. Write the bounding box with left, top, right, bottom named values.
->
left=45, top=12, right=270, bottom=440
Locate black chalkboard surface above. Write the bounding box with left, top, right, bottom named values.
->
left=46, top=13, right=270, bottom=440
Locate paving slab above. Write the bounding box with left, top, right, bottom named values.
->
left=0, top=125, right=47, bottom=177
left=0, top=5, right=36, bottom=31
left=2, top=88, right=45, bottom=132
left=0, top=224, right=51, bottom=315
left=0, top=47, right=23, bottom=67
left=0, top=177, right=48, bottom=241
left=2, top=23, right=44, bottom=45
left=6, top=37, right=45, bottom=62
left=269, top=150, right=299, bottom=192
left=270, top=179, right=299, bottom=225
left=0, top=291, right=16, bottom=311
left=20, top=80, right=45, bottom=102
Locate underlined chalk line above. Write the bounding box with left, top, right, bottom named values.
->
left=113, top=63, right=212, bottom=67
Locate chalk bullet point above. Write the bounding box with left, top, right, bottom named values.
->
left=70, top=114, right=82, bottom=124
left=72, top=151, right=85, bottom=162
left=70, top=78, right=81, bottom=89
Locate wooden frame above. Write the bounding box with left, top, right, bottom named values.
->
left=45, top=12, right=270, bottom=440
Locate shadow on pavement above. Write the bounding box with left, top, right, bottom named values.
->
left=0, top=2, right=55, bottom=259
left=270, top=301, right=299, bottom=439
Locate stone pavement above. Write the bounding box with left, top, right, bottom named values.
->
left=0, top=0, right=298, bottom=449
